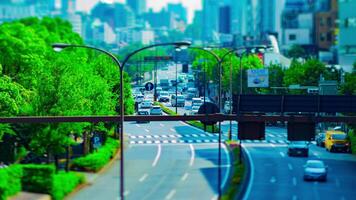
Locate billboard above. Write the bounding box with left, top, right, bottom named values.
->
left=247, top=69, right=269, bottom=88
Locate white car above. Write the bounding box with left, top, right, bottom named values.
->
left=150, top=106, right=162, bottom=115
left=303, top=160, right=328, bottom=181
left=140, top=99, right=153, bottom=109
left=190, top=105, right=200, bottom=115
left=135, top=95, right=144, bottom=103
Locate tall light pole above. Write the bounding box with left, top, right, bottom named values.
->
left=187, top=46, right=223, bottom=198
left=52, top=41, right=191, bottom=200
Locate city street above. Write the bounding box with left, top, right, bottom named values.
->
left=243, top=127, right=356, bottom=200
left=71, top=121, right=232, bottom=200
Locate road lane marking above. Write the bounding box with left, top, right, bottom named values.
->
left=170, top=128, right=176, bottom=133
left=145, top=129, right=150, bottom=132
left=288, top=163, right=293, bottom=170
left=124, top=190, right=130, bottom=196
left=292, top=177, right=297, bottom=186
left=280, top=152, right=286, bottom=157
left=139, top=174, right=148, bottom=182
left=136, top=124, right=141, bottom=127
left=221, top=144, right=232, bottom=191
left=181, top=173, right=189, bottom=181
left=270, top=176, right=276, bottom=183
left=189, top=144, right=195, bottom=166
left=165, top=189, right=176, bottom=200
left=292, top=195, right=298, bottom=200
left=152, top=144, right=162, bottom=167
left=160, top=123, right=164, bottom=127
left=270, top=143, right=276, bottom=148
left=242, top=145, right=254, bottom=200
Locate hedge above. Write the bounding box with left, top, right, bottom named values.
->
left=71, top=138, right=119, bottom=172
left=0, top=165, right=22, bottom=200
left=156, top=103, right=220, bottom=133
left=52, top=172, right=85, bottom=200
left=21, top=164, right=85, bottom=200
left=221, top=141, right=245, bottom=200
left=21, top=164, right=55, bottom=194
left=348, top=129, right=356, bottom=154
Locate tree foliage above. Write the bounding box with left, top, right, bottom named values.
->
left=0, top=17, right=133, bottom=162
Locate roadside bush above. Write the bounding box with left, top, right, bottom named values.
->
left=71, top=138, right=119, bottom=172
left=348, top=129, right=356, bottom=154
left=52, top=172, right=85, bottom=200
left=0, top=165, right=22, bottom=200
left=221, top=144, right=245, bottom=200
left=21, top=164, right=55, bottom=194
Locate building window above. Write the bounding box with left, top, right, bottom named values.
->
left=320, top=18, right=325, bottom=26
left=320, top=33, right=326, bottom=41
left=327, top=32, right=332, bottom=42
left=289, top=34, right=296, bottom=41
left=327, top=17, right=332, bottom=26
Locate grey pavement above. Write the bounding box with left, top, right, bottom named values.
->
left=70, top=120, right=232, bottom=200
left=243, top=126, right=356, bottom=200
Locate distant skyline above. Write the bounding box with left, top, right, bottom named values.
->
left=75, top=0, right=202, bottom=23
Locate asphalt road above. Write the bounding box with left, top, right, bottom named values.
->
left=71, top=120, right=232, bottom=200
left=243, top=126, right=356, bottom=200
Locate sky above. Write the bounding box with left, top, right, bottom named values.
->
left=76, top=0, right=202, bottom=23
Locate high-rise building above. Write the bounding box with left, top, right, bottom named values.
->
left=126, top=0, right=146, bottom=16
left=143, top=8, right=174, bottom=29
left=202, top=0, right=220, bottom=42
left=114, top=3, right=135, bottom=28
left=338, top=0, right=356, bottom=72
left=167, top=3, right=187, bottom=23
left=219, top=5, right=230, bottom=34
left=260, top=0, right=285, bottom=42
left=314, top=0, right=337, bottom=51
left=61, top=0, right=76, bottom=16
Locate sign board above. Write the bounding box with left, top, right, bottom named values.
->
left=287, top=122, right=315, bottom=141
left=247, top=69, right=269, bottom=88
left=144, top=56, right=172, bottom=62
left=238, top=122, right=265, bottom=140
left=145, top=82, right=154, bottom=91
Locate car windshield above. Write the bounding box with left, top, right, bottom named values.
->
left=306, top=162, right=324, bottom=168
left=331, top=134, right=347, bottom=140
left=160, top=92, right=169, bottom=96
left=177, top=96, right=185, bottom=99
left=192, top=106, right=200, bottom=110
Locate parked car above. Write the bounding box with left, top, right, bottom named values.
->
left=303, top=160, right=328, bottom=181
left=137, top=110, right=149, bottom=123
left=287, top=141, right=309, bottom=157
left=150, top=106, right=163, bottom=115
left=171, top=94, right=185, bottom=107
left=190, top=105, right=200, bottom=115
left=325, top=130, right=351, bottom=152
left=316, top=132, right=326, bottom=147
left=140, top=99, right=153, bottom=109
left=158, top=91, right=170, bottom=102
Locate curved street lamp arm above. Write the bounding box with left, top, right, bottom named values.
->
left=52, top=43, right=122, bottom=69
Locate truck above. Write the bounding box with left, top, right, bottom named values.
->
left=159, top=79, right=170, bottom=90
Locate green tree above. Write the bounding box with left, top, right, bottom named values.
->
left=0, top=17, right=134, bottom=166
left=287, top=44, right=306, bottom=59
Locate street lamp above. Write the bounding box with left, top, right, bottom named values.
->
left=187, top=46, right=223, bottom=198
left=52, top=41, right=191, bottom=200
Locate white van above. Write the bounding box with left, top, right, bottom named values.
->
left=171, top=94, right=185, bottom=107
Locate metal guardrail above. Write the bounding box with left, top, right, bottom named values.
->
left=1, top=114, right=356, bottom=124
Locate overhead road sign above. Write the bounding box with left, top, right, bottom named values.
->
left=247, top=69, right=269, bottom=88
